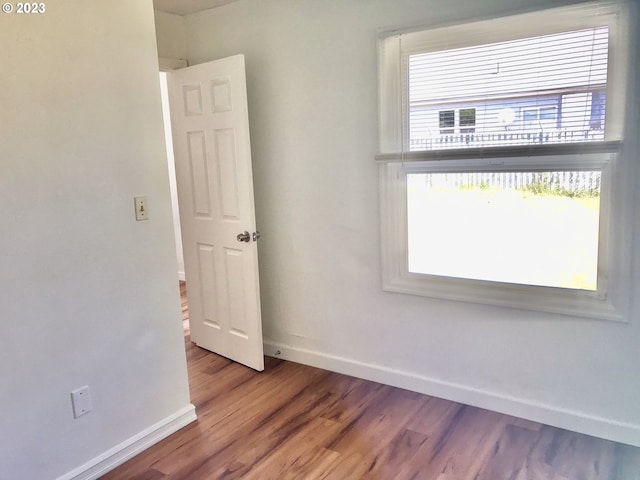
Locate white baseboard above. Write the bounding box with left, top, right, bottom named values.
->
left=264, top=340, right=640, bottom=448
left=57, top=404, right=197, bottom=480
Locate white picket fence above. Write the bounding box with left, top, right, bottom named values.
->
left=423, top=171, right=601, bottom=195
left=410, top=129, right=605, bottom=151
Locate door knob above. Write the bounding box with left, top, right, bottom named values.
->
left=253, top=231, right=260, bottom=242
left=237, top=231, right=250, bottom=242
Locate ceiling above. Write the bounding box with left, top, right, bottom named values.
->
left=153, top=0, right=239, bottom=16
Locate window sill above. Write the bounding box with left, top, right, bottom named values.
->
left=383, top=272, right=626, bottom=322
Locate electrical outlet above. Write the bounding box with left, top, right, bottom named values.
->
left=71, top=386, right=92, bottom=418
left=134, top=196, right=148, bottom=221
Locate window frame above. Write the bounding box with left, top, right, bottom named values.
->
left=379, top=154, right=628, bottom=321
left=377, top=1, right=633, bottom=321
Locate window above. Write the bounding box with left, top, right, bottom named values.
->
left=540, top=107, right=557, bottom=122
left=439, top=110, right=455, bottom=134
left=522, top=109, right=539, bottom=127
left=438, top=108, right=475, bottom=134
left=378, top=1, right=633, bottom=320
left=459, top=108, right=476, bottom=133
left=522, top=106, right=558, bottom=129
left=590, top=90, right=606, bottom=129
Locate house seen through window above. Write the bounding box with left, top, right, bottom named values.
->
left=407, top=26, right=609, bottom=151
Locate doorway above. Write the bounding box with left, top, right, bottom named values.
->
left=159, top=71, right=189, bottom=336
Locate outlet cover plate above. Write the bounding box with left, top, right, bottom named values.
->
left=71, top=386, right=92, bottom=418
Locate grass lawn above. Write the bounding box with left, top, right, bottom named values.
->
left=407, top=180, right=600, bottom=290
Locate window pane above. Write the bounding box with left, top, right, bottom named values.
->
left=523, top=109, right=538, bottom=124
left=439, top=110, right=455, bottom=128
left=407, top=171, right=601, bottom=290
left=459, top=108, right=476, bottom=126
left=408, top=27, right=609, bottom=151
left=540, top=106, right=557, bottom=120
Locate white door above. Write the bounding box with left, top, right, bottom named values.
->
left=168, top=55, right=264, bottom=371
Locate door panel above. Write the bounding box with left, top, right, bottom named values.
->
left=168, top=55, right=264, bottom=371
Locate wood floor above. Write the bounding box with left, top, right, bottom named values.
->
left=103, top=283, right=640, bottom=479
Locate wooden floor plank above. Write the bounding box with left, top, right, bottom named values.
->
left=103, top=282, right=640, bottom=479
left=473, top=424, right=538, bottom=480
left=240, top=417, right=342, bottom=480
left=155, top=365, right=330, bottom=478
left=280, top=447, right=341, bottom=480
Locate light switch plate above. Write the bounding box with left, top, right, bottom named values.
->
left=134, top=196, right=148, bottom=221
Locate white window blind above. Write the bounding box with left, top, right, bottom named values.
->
left=408, top=27, right=609, bottom=151
left=377, top=0, right=628, bottom=158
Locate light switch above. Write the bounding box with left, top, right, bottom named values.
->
left=134, top=196, right=148, bottom=221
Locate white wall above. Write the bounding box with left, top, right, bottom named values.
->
left=154, top=10, right=187, bottom=62
left=0, top=1, right=193, bottom=478
left=155, top=13, right=186, bottom=282
left=181, top=0, right=640, bottom=446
